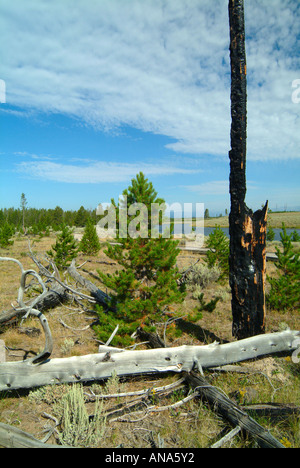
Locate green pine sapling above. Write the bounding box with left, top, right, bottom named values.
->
left=79, top=218, right=101, bottom=255
left=47, top=224, right=78, bottom=269
left=267, top=224, right=300, bottom=310
left=94, top=172, right=186, bottom=347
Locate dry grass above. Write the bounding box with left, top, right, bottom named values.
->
left=200, top=211, right=300, bottom=228
left=0, top=234, right=299, bottom=448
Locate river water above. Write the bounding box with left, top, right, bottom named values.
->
left=161, top=223, right=300, bottom=241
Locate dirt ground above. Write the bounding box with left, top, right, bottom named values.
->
left=0, top=234, right=299, bottom=448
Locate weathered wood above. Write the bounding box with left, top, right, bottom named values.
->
left=136, top=326, right=166, bottom=348
left=210, top=426, right=241, bottom=448
left=0, top=422, right=69, bottom=449
left=242, top=403, right=300, bottom=420
left=0, top=257, right=53, bottom=363
left=0, top=329, right=298, bottom=391
left=185, top=371, right=285, bottom=448
left=0, top=275, right=68, bottom=325
left=67, top=260, right=112, bottom=307
left=228, top=0, right=268, bottom=339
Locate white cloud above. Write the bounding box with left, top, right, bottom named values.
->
left=16, top=159, right=198, bottom=184
left=183, top=180, right=229, bottom=196
left=0, top=0, right=299, bottom=161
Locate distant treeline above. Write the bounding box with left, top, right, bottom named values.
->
left=0, top=205, right=98, bottom=232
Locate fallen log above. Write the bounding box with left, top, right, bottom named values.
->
left=242, top=403, right=300, bottom=420
left=0, top=422, right=69, bottom=449
left=0, top=284, right=68, bottom=325
left=185, top=371, right=285, bottom=448
left=0, top=329, right=298, bottom=391
left=67, top=259, right=112, bottom=308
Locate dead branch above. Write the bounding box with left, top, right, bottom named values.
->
left=108, top=393, right=198, bottom=423
left=0, top=257, right=53, bottom=363
left=84, top=377, right=186, bottom=402
left=242, top=403, right=300, bottom=420
left=67, top=259, right=112, bottom=308
left=185, top=371, right=285, bottom=448
left=58, top=318, right=90, bottom=332
left=210, top=426, right=241, bottom=448
left=0, top=422, right=69, bottom=449
left=0, top=254, right=69, bottom=324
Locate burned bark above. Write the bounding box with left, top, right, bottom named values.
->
left=228, top=0, right=268, bottom=339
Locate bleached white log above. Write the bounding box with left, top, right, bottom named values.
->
left=0, top=329, right=298, bottom=391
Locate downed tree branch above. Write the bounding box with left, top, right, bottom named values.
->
left=0, top=255, right=69, bottom=324
left=58, top=318, right=90, bottom=332
left=0, top=257, right=53, bottom=363
left=242, top=403, right=300, bottom=420
left=185, top=371, right=285, bottom=449
left=210, top=425, right=241, bottom=449
left=108, top=393, right=198, bottom=423
left=84, top=377, right=186, bottom=402
left=0, top=329, right=298, bottom=391
left=67, top=259, right=112, bottom=308
left=0, top=422, right=69, bottom=449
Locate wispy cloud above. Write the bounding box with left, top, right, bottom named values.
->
left=183, top=180, right=259, bottom=196
left=183, top=180, right=229, bottom=196
left=16, top=159, right=198, bottom=184
left=1, top=0, right=299, bottom=161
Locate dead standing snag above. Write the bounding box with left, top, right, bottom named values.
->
left=228, top=0, right=268, bottom=339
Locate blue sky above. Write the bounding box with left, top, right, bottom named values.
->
left=0, top=0, right=299, bottom=216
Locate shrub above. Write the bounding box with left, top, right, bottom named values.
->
left=0, top=223, right=15, bottom=248
left=55, top=384, right=106, bottom=448
left=266, top=226, right=275, bottom=241
left=186, top=262, right=221, bottom=290
left=47, top=224, right=78, bottom=269
left=187, top=293, right=220, bottom=323
left=205, top=226, right=229, bottom=276
left=79, top=219, right=101, bottom=255
left=267, top=224, right=300, bottom=311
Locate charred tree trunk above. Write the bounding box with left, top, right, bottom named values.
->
left=228, top=0, right=268, bottom=340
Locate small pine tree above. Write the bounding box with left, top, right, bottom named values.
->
left=0, top=222, right=15, bottom=248
left=47, top=224, right=78, bottom=269
left=79, top=219, right=101, bottom=255
left=266, top=226, right=275, bottom=242
left=267, top=224, right=300, bottom=310
left=94, top=172, right=185, bottom=346
left=205, top=225, right=229, bottom=276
